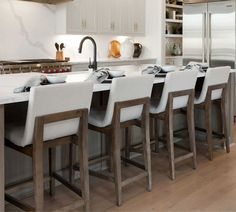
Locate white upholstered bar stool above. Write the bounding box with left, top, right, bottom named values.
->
left=88, top=75, right=154, bottom=206
left=150, top=70, right=198, bottom=180
left=194, top=66, right=231, bottom=161
left=5, top=82, right=93, bottom=211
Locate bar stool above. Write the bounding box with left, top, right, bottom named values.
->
left=88, top=75, right=154, bottom=206
left=194, top=66, right=231, bottom=161
left=150, top=70, right=198, bottom=180
left=5, top=82, right=93, bottom=211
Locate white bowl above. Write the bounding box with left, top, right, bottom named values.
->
left=162, top=65, right=176, bottom=72
left=108, top=70, right=125, bottom=78
left=47, top=75, right=66, bottom=84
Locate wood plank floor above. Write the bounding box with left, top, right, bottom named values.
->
left=6, top=130, right=236, bottom=212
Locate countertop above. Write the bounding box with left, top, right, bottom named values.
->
left=0, top=69, right=235, bottom=105
left=68, top=57, right=157, bottom=66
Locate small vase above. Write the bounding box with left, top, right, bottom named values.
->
left=120, top=39, right=134, bottom=59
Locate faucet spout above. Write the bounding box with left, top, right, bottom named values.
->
left=78, top=36, right=97, bottom=71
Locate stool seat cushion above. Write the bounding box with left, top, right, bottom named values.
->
left=89, top=108, right=106, bottom=128
left=150, top=71, right=198, bottom=114
left=5, top=82, right=93, bottom=147
left=88, top=75, right=155, bottom=128
left=5, top=118, right=79, bottom=147
left=194, top=66, right=230, bottom=105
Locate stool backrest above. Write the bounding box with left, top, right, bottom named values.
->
left=103, top=75, right=154, bottom=127
left=22, top=82, right=93, bottom=147
left=196, top=66, right=230, bottom=103
left=152, top=70, right=198, bottom=113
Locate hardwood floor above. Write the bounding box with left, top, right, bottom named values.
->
left=6, top=128, right=236, bottom=212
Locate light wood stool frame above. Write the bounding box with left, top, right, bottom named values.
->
left=5, top=108, right=90, bottom=212
left=195, top=83, right=229, bottom=161
left=151, top=89, right=197, bottom=180
left=86, top=97, right=152, bottom=206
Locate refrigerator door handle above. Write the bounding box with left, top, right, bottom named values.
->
left=208, top=13, right=212, bottom=67
left=202, top=12, right=207, bottom=63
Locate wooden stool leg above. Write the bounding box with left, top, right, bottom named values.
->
left=106, top=135, right=113, bottom=173
left=187, top=99, right=197, bottom=169
left=49, top=148, right=56, bottom=196
left=69, top=143, right=75, bottom=184
left=166, top=109, right=175, bottom=180
left=142, top=109, right=152, bottom=192
left=205, top=102, right=213, bottom=161
left=150, top=117, right=154, bottom=141
left=154, top=118, right=159, bottom=153
left=112, top=126, right=122, bottom=206
left=33, top=118, right=44, bottom=212
left=221, top=97, right=230, bottom=153
left=125, top=127, right=132, bottom=163
left=79, top=120, right=90, bottom=212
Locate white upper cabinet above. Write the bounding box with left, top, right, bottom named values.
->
left=97, top=0, right=121, bottom=34
left=121, top=0, right=145, bottom=35
left=56, top=0, right=97, bottom=34
left=56, top=0, right=145, bottom=35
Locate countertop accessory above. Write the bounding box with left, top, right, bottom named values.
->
left=133, top=43, right=142, bottom=58
left=55, top=43, right=59, bottom=51
left=120, top=39, right=134, bottom=59
left=46, top=75, right=66, bottom=84
left=142, top=65, right=175, bottom=77
left=86, top=68, right=109, bottom=83
left=55, top=43, right=65, bottom=61
left=79, top=36, right=97, bottom=71
left=183, top=62, right=208, bottom=72
left=13, top=76, right=42, bottom=93
left=108, top=40, right=121, bottom=58
left=108, top=70, right=125, bottom=78
left=60, top=43, right=65, bottom=51
left=161, top=65, right=176, bottom=72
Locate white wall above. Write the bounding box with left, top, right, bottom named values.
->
left=0, top=0, right=163, bottom=63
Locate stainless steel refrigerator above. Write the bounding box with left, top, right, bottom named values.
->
left=183, top=0, right=236, bottom=68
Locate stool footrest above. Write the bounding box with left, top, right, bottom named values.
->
left=174, top=152, right=194, bottom=164
left=53, top=172, right=82, bottom=197
left=121, top=156, right=145, bottom=170
left=55, top=200, right=85, bottom=211
left=196, top=127, right=225, bottom=139
left=89, top=170, right=114, bottom=182
left=212, top=138, right=227, bottom=145
left=121, top=172, right=148, bottom=187
left=5, top=193, right=34, bottom=212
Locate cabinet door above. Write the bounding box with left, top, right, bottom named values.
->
left=133, top=0, right=145, bottom=34
left=121, top=0, right=145, bottom=35
left=66, top=0, right=96, bottom=34
left=97, top=0, right=121, bottom=34
left=66, top=0, right=83, bottom=33
left=120, top=0, right=134, bottom=34
left=80, top=0, right=97, bottom=33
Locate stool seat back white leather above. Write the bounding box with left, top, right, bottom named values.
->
left=90, top=75, right=154, bottom=128
left=150, top=70, right=198, bottom=114
left=194, top=66, right=230, bottom=104
left=6, top=82, right=93, bottom=147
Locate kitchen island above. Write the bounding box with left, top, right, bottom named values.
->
left=0, top=69, right=235, bottom=211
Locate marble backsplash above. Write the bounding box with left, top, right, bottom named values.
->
left=0, top=0, right=162, bottom=62
left=0, top=0, right=160, bottom=62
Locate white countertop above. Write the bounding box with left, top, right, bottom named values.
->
left=0, top=69, right=234, bottom=105
left=68, top=57, right=157, bottom=65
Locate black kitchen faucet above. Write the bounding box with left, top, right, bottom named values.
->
left=78, top=36, right=97, bottom=71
